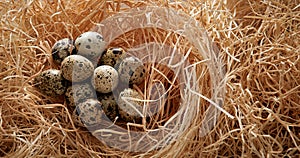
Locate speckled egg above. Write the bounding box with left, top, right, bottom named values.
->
left=61, top=55, right=94, bottom=82
left=117, top=88, right=144, bottom=123
left=117, top=57, right=146, bottom=85
left=99, top=47, right=127, bottom=67
left=34, top=69, right=67, bottom=96
left=93, top=65, right=119, bottom=93
left=76, top=99, right=104, bottom=126
left=74, top=32, right=106, bottom=60
left=65, top=83, right=96, bottom=107
left=51, top=38, right=76, bottom=65
left=97, top=93, right=118, bottom=121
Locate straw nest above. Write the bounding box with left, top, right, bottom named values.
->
left=1, top=0, right=299, bottom=157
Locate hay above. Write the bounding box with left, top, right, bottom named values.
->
left=1, top=0, right=299, bottom=157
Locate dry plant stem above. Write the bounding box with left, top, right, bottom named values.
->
left=1, top=0, right=300, bottom=157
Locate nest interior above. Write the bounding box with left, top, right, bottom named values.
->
left=1, top=0, right=300, bottom=157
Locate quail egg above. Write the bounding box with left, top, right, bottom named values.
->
left=97, top=93, right=118, bottom=121
left=117, top=57, right=146, bottom=85
left=34, top=69, right=67, bottom=96
left=93, top=65, right=119, bottom=93
left=117, top=88, right=144, bottom=122
left=99, top=47, right=127, bottom=67
left=76, top=99, right=104, bottom=126
left=51, top=38, right=76, bottom=65
left=65, top=83, right=96, bottom=107
left=61, top=55, right=94, bottom=82
left=74, top=31, right=106, bottom=60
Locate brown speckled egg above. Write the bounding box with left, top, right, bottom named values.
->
left=117, top=57, right=146, bottom=85
left=117, top=88, right=144, bottom=123
left=51, top=38, right=76, bottom=65
left=74, top=32, right=106, bottom=60
left=65, top=83, right=96, bottom=107
left=76, top=99, right=104, bottom=126
left=97, top=93, right=118, bottom=121
left=34, top=69, right=67, bottom=96
left=99, top=47, right=126, bottom=67
left=93, top=65, right=119, bottom=93
left=61, top=55, right=94, bottom=82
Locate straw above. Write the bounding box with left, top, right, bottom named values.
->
left=1, top=0, right=299, bottom=157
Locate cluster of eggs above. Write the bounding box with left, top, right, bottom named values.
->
left=34, top=32, right=147, bottom=126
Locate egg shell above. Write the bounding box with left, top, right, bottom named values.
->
left=65, top=83, right=96, bottom=107
left=61, top=55, right=94, bottom=82
left=34, top=69, right=67, bottom=97
left=93, top=65, right=119, bottom=93
left=99, top=47, right=127, bottom=67
left=97, top=93, right=118, bottom=121
left=76, top=99, right=104, bottom=126
left=117, top=57, right=146, bottom=85
left=117, top=88, right=144, bottom=123
left=74, top=31, right=106, bottom=60
left=51, top=38, right=76, bottom=65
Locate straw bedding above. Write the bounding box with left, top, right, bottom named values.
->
left=0, top=0, right=299, bottom=157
